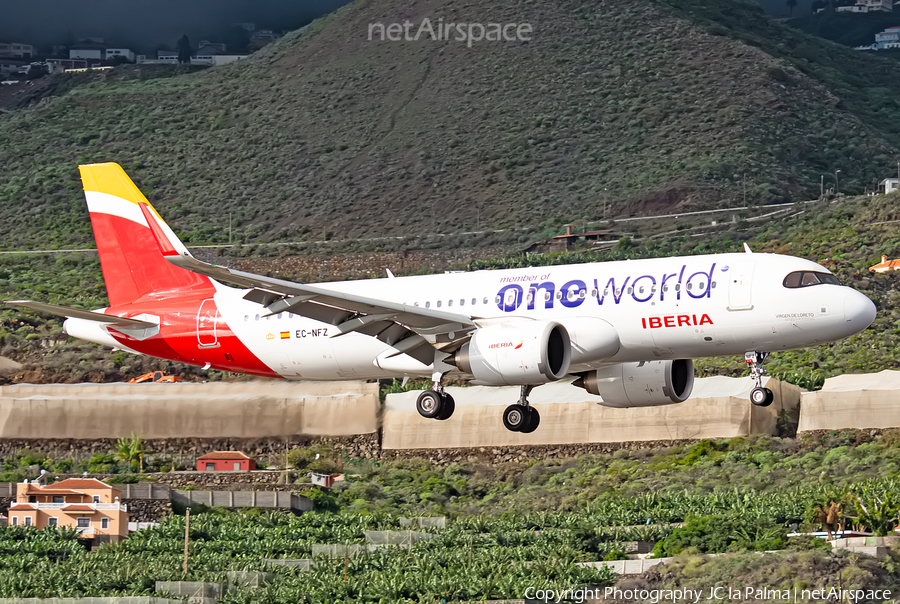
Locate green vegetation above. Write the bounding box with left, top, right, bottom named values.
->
left=0, top=511, right=615, bottom=601
left=5, top=431, right=900, bottom=600
left=1, top=0, right=900, bottom=254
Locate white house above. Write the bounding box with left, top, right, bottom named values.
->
left=838, top=0, right=892, bottom=11
left=69, top=45, right=104, bottom=60
left=881, top=178, right=900, bottom=193
left=105, top=48, right=134, bottom=62
left=155, top=50, right=179, bottom=63
left=0, top=43, right=34, bottom=59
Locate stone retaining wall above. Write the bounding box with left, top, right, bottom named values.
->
left=381, top=439, right=699, bottom=466
left=0, top=434, right=380, bottom=467
left=124, top=498, right=172, bottom=522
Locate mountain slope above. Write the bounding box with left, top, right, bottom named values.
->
left=1, top=0, right=900, bottom=250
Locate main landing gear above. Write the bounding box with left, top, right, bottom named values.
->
left=415, top=361, right=457, bottom=421
left=416, top=388, right=455, bottom=421
left=746, top=351, right=774, bottom=407
left=502, top=385, right=540, bottom=434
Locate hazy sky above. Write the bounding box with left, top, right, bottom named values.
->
left=0, top=0, right=351, bottom=53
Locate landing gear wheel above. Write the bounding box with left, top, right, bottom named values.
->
left=416, top=390, right=444, bottom=419
left=750, top=387, right=774, bottom=407
left=519, top=407, right=541, bottom=434
left=503, top=405, right=530, bottom=432
left=436, top=392, right=455, bottom=420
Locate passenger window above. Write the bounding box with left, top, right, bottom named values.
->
left=711, top=282, right=716, bottom=289
left=460, top=299, right=465, bottom=306
left=591, top=289, right=597, bottom=297
left=639, top=287, right=644, bottom=294
left=254, top=314, right=260, bottom=321
left=448, top=300, right=453, bottom=307
left=556, top=292, right=562, bottom=300
left=484, top=297, right=488, bottom=304
left=472, top=298, right=477, bottom=305
left=437, top=301, right=442, bottom=308
left=687, top=283, right=692, bottom=291
left=579, top=290, right=585, bottom=298
left=603, top=289, right=609, bottom=296
left=544, top=292, right=551, bottom=301
left=663, top=285, right=668, bottom=292
left=699, top=283, right=705, bottom=290
left=244, top=315, right=249, bottom=322
left=414, top=302, right=419, bottom=307
left=675, top=284, right=680, bottom=292
left=278, top=313, right=283, bottom=319
left=495, top=296, right=501, bottom=305
left=627, top=287, right=633, bottom=295
left=425, top=302, right=431, bottom=308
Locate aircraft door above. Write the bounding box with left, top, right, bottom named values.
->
left=197, top=299, right=220, bottom=348
left=727, top=261, right=755, bottom=311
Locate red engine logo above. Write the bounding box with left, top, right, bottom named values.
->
left=489, top=340, right=525, bottom=350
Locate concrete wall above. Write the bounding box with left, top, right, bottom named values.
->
left=0, top=381, right=378, bottom=439
left=383, top=377, right=800, bottom=450
left=799, top=371, right=900, bottom=432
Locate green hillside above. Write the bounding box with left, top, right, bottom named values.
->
left=3, top=191, right=900, bottom=384
left=2, top=0, right=900, bottom=250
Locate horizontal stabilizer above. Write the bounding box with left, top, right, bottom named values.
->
left=6, top=301, right=158, bottom=329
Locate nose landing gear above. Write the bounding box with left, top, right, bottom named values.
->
left=746, top=351, right=774, bottom=407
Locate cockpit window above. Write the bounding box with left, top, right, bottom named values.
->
left=783, top=271, right=841, bottom=288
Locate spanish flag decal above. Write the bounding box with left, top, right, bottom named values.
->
left=280, top=331, right=290, bottom=339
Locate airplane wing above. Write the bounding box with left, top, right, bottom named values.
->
left=165, top=253, right=476, bottom=365
left=134, top=201, right=479, bottom=365
left=6, top=300, right=158, bottom=329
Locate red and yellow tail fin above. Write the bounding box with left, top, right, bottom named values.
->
left=79, top=163, right=212, bottom=306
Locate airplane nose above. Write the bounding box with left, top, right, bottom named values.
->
left=843, top=288, right=876, bottom=333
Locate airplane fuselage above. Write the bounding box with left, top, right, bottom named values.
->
left=64, top=251, right=875, bottom=381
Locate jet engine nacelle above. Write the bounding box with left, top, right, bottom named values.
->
left=575, top=359, right=694, bottom=408
left=452, top=321, right=571, bottom=386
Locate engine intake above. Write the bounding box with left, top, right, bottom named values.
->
left=451, top=321, right=571, bottom=386
left=574, top=359, right=694, bottom=407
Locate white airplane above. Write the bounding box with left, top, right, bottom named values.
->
left=9, top=163, right=877, bottom=433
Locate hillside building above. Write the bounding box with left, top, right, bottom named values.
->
left=880, top=178, right=900, bottom=193
left=7, top=478, right=129, bottom=545
left=105, top=48, right=135, bottom=62
left=869, top=255, right=900, bottom=273
left=197, top=451, right=257, bottom=471
left=0, top=42, right=34, bottom=59
left=838, top=0, right=892, bottom=12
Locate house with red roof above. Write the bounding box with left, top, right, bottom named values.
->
left=869, top=255, right=900, bottom=273
left=196, top=451, right=257, bottom=472
left=7, top=478, right=129, bottom=544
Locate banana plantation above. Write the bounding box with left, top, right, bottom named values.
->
left=1, top=471, right=900, bottom=602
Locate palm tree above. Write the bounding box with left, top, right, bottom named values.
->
left=116, top=432, right=145, bottom=471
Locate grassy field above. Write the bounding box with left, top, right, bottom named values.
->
left=2, top=0, right=900, bottom=252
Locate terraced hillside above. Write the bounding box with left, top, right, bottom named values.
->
left=2, top=0, right=900, bottom=250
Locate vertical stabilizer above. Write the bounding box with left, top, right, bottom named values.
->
left=79, top=163, right=212, bottom=306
